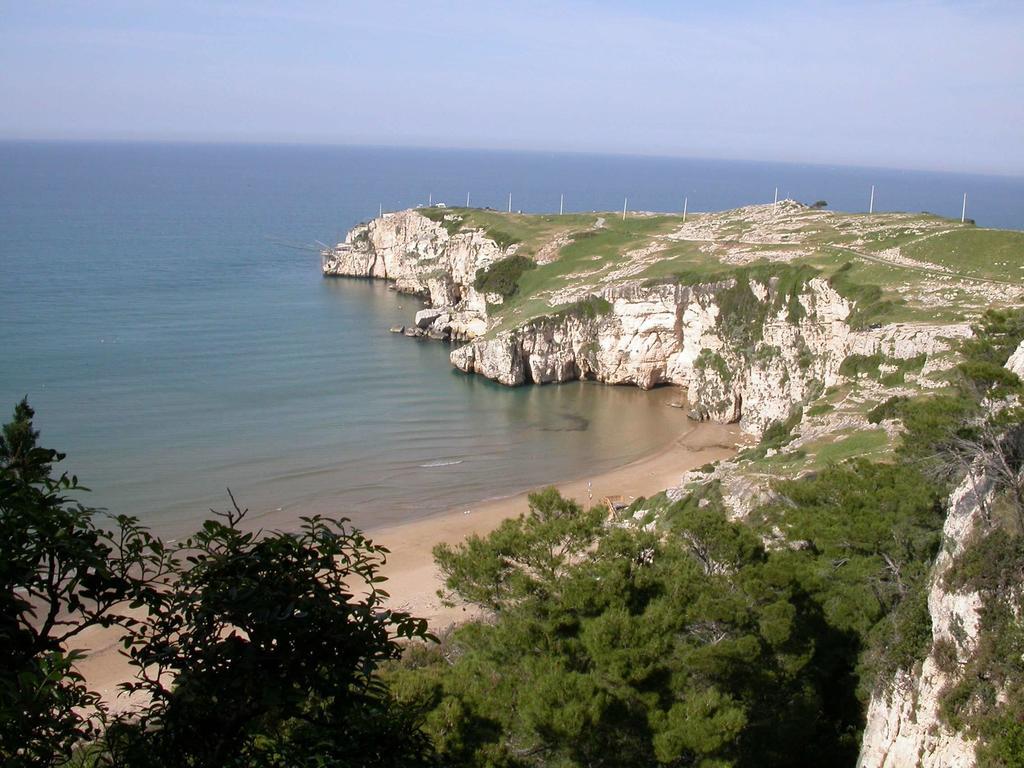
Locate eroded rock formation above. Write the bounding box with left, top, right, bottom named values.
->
left=322, top=209, right=501, bottom=340
left=324, top=210, right=968, bottom=435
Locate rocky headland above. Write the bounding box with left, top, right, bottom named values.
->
left=324, top=203, right=1024, bottom=766
left=323, top=204, right=1020, bottom=434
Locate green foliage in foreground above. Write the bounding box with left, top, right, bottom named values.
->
left=759, top=461, right=944, bottom=696
left=1, top=398, right=166, bottom=768
left=108, top=507, right=436, bottom=768
left=930, top=308, right=1024, bottom=767
left=386, top=466, right=947, bottom=767
left=873, top=306, right=1024, bottom=766
left=941, top=527, right=1024, bottom=768
left=1, top=402, right=437, bottom=768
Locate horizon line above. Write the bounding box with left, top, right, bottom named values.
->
left=1, top=136, right=1022, bottom=182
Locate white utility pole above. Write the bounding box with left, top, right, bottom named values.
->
left=508, top=193, right=512, bottom=214
left=774, top=187, right=779, bottom=213
left=869, top=185, right=875, bottom=214
left=428, top=193, right=432, bottom=206
left=379, top=203, right=383, bottom=218
left=560, top=193, right=564, bottom=215
left=683, top=197, right=688, bottom=223
left=961, top=193, right=968, bottom=223
left=466, top=192, right=470, bottom=207
left=622, top=197, right=628, bottom=221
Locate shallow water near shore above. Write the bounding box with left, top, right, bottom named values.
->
left=2, top=142, right=1022, bottom=535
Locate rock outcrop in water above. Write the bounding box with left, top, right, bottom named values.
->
left=323, top=210, right=500, bottom=341
left=323, top=208, right=968, bottom=435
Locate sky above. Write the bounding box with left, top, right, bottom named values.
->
left=1, top=1, right=1022, bottom=175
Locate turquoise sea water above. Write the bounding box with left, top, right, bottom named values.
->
left=2, top=142, right=1022, bottom=534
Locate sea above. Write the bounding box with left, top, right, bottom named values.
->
left=2, top=142, right=1022, bottom=535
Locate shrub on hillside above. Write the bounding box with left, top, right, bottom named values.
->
left=473, top=255, right=536, bottom=298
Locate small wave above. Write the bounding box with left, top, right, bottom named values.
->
left=419, top=459, right=464, bottom=468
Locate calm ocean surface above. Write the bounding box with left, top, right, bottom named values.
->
left=2, top=142, right=1022, bottom=534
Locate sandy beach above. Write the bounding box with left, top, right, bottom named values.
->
left=373, top=419, right=740, bottom=629
left=75, top=417, right=740, bottom=710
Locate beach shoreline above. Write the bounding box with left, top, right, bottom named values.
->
left=75, top=417, right=741, bottom=710
left=372, top=418, right=740, bottom=630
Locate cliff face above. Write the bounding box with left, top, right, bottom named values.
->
left=857, top=470, right=990, bottom=768
left=450, top=279, right=962, bottom=434
left=324, top=209, right=967, bottom=435
left=857, top=341, right=1024, bottom=768
left=322, top=209, right=503, bottom=340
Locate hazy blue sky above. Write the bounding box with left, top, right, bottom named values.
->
left=1, top=1, right=1021, bottom=174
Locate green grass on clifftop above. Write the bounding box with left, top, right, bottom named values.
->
left=419, top=207, right=598, bottom=256
left=487, top=214, right=681, bottom=332
left=417, top=204, right=1023, bottom=335
left=901, top=228, right=1024, bottom=282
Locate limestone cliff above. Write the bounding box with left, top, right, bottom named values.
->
left=857, top=340, right=1024, bottom=768
left=322, top=209, right=502, bottom=340
left=856, top=470, right=990, bottom=768
left=450, top=278, right=963, bottom=434
left=324, top=208, right=967, bottom=435
left=322, top=206, right=1023, bottom=767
